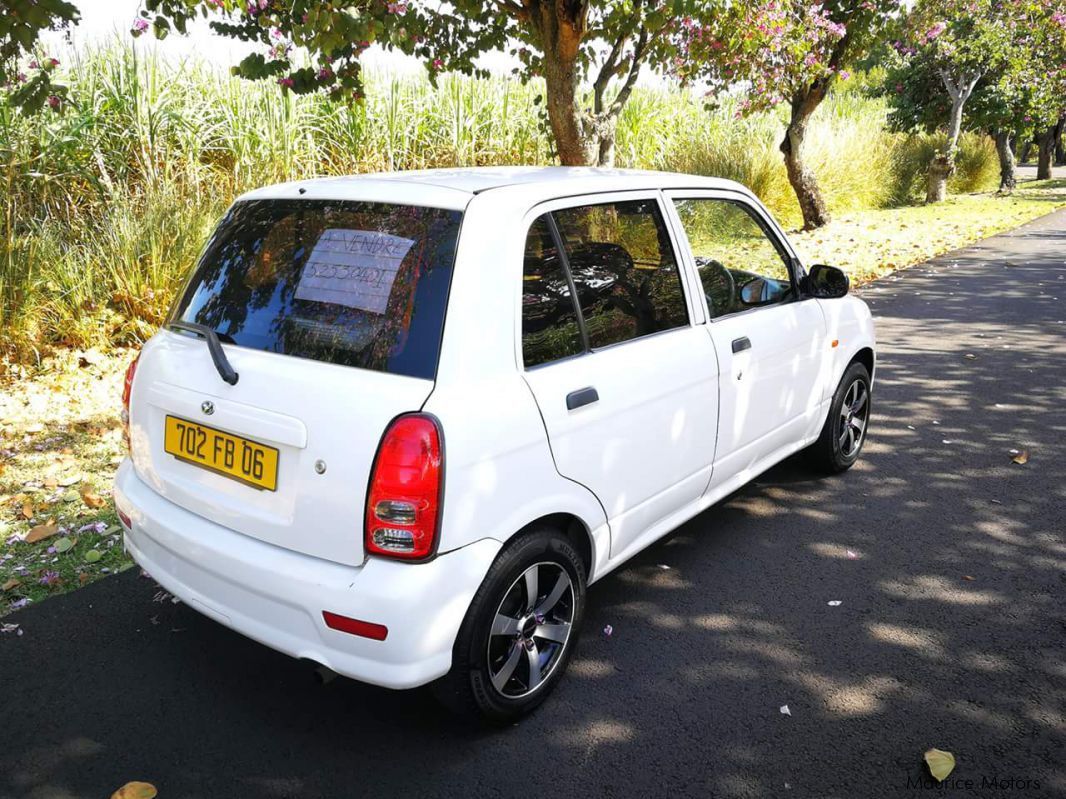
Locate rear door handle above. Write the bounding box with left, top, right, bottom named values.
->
left=566, top=386, right=599, bottom=410
left=732, top=336, right=752, bottom=353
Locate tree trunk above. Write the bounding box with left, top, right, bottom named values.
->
left=1055, top=115, right=1066, bottom=166
left=597, top=126, right=617, bottom=167
left=926, top=76, right=972, bottom=203
left=1020, top=140, right=1032, bottom=163
left=1036, top=126, right=1055, bottom=180
left=780, top=88, right=830, bottom=230
left=994, top=130, right=1016, bottom=193
left=531, top=5, right=596, bottom=166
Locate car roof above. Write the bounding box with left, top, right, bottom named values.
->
left=237, top=167, right=750, bottom=210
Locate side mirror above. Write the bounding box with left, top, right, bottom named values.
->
left=739, top=277, right=771, bottom=305
left=803, top=264, right=849, bottom=299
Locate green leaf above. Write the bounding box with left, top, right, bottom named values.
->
left=924, top=748, right=956, bottom=782
left=54, top=537, right=74, bottom=553
left=84, top=549, right=102, bottom=564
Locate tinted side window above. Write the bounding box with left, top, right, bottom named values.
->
left=673, top=199, right=793, bottom=319
left=522, top=216, right=584, bottom=367
left=551, top=199, right=688, bottom=349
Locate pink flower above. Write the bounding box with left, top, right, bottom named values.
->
left=387, top=1, right=408, bottom=13
left=269, top=27, right=283, bottom=41
left=317, top=67, right=333, bottom=81
left=278, top=77, right=294, bottom=88
left=40, top=570, right=60, bottom=586
left=1052, top=10, right=1066, bottom=26
left=132, top=18, right=149, bottom=33
left=924, top=21, right=947, bottom=42
left=29, top=60, right=39, bottom=70
left=47, top=95, right=60, bottom=109
left=431, top=58, right=443, bottom=70
left=839, top=70, right=851, bottom=80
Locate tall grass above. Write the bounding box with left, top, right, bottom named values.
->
left=1, top=43, right=998, bottom=360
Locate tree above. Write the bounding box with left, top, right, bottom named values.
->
left=885, top=0, right=1046, bottom=203
left=139, top=0, right=709, bottom=168
left=0, top=0, right=79, bottom=112
left=672, top=0, right=900, bottom=230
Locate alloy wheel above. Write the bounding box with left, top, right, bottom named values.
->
left=486, top=562, right=575, bottom=699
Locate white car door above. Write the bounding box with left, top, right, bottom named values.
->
left=664, top=191, right=828, bottom=484
left=519, top=192, right=720, bottom=562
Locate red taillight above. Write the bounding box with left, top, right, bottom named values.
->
left=365, top=414, right=443, bottom=561
left=121, top=352, right=140, bottom=452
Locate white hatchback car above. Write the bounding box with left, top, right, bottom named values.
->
left=115, top=167, right=875, bottom=720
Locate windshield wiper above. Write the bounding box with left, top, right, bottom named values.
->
left=169, top=322, right=239, bottom=386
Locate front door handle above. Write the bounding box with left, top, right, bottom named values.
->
left=566, top=386, right=599, bottom=410
left=732, top=336, right=752, bottom=353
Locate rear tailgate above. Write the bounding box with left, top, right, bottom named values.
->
left=127, top=196, right=463, bottom=567
left=129, top=332, right=433, bottom=567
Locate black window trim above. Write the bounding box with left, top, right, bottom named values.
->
left=668, top=190, right=809, bottom=323
left=521, top=192, right=695, bottom=370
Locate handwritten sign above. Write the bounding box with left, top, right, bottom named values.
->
left=294, top=229, right=416, bottom=314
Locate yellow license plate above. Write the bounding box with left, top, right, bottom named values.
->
left=163, top=415, right=279, bottom=491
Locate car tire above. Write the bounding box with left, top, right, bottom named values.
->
left=808, top=361, right=872, bottom=474
left=432, top=526, right=586, bottom=722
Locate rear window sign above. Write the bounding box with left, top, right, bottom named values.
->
left=294, top=228, right=416, bottom=315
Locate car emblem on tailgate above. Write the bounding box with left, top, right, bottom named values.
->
left=201, top=400, right=215, bottom=416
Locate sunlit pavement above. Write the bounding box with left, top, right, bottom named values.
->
left=3, top=209, right=1065, bottom=798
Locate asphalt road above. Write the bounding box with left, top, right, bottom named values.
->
left=3, top=209, right=1065, bottom=799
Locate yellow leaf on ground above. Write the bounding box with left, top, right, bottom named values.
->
left=1010, top=450, right=1029, bottom=465
left=2, top=578, right=20, bottom=591
left=110, top=782, right=157, bottom=799
left=80, top=489, right=105, bottom=509
left=26, top=523, right=58, bottom=543
left=924, top=748, right=956, bottom=782
left=21, top=503, right=33, bottom=519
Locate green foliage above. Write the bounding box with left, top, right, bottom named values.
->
left=0, top=0, right=78, bottom=112
left=0, top=47, right=1003, bottom=360
left=674, top=0, right=901, bottom=112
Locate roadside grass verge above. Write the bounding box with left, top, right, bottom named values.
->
left=1, top=349, right=134, bottom=617
left=2, top=181, right=1063, bottom=617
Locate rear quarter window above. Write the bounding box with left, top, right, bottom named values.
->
left=172, top=199, right=462, bottom=380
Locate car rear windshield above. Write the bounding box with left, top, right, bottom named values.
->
left=171, top=199, right=462, bottom=380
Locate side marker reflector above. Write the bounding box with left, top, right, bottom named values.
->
left=322, top=611, right=388, bottom=641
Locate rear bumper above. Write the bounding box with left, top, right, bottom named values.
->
left=113, top=459, right=500, bottom=689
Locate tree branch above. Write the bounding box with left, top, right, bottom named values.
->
left=606, top=24, right=651, bottom=119
left=938, top=68, right=960, bottom=101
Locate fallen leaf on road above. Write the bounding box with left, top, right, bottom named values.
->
left=25, top=523, right=58, bottom=544
left=827, top=600, right=842, bottom=607
left=80, top=489, right=106, bottom=509
left=962, top=575, right=975, bottom=581
left=780, top=704, right=791, bottom=716
left=58, top=474, right=82, bottom=487
left=1010, top=449, right=1029, bottom=465
left=603, top=624, right=613, bottom=637
left=923, top=748, right=956, bottom=782
left=846, top=549, right=859, bottom=559
left=1, top=622, right=23, bottom=635
left=20, top=503, right=32, bottom=520
left=2, top=578, right=20, bottom=591
left=963, top=353, right=976, bottom=360
left=110, top=782, right=157, bottom=799
left=657, top=564, right=671, bottom=570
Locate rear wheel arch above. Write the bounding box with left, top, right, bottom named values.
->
left=501, top=513, right=594, bottom=582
